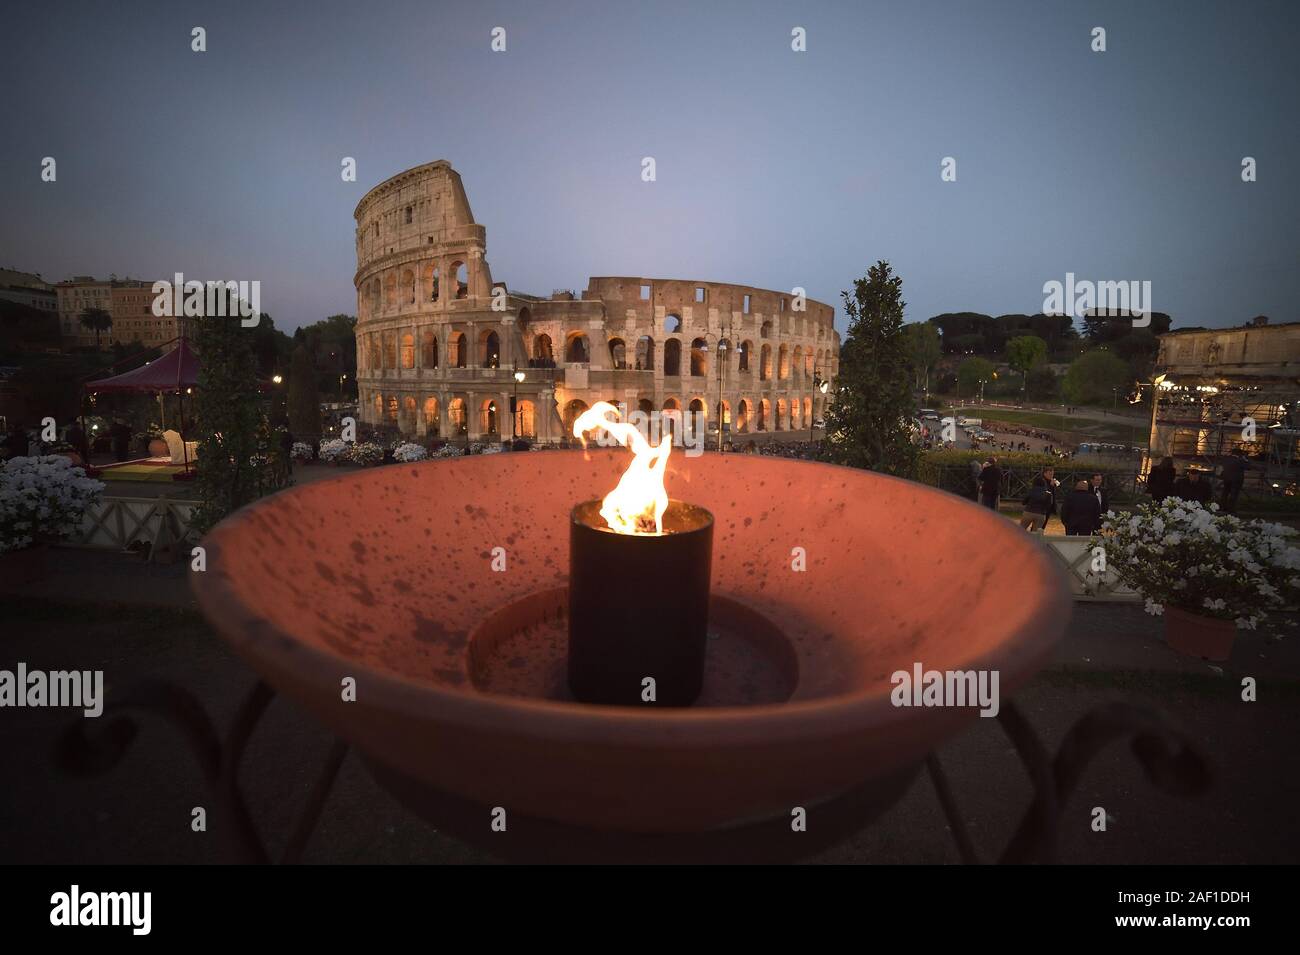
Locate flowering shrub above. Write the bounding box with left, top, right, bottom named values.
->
left=1099, top=498, right=1300, bottom=629
left=392, top=442, right=428, bottom=463
left=346, top=442, right=385, bottom=467
left=319, top=438, right=349, bottom=462
left=431, top=444, right=465, bottom=459
left=291, top=442, right=314, bottom=462
left=0, top=456, right=106, bottom=554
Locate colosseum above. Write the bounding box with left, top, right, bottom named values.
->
left=354, top=160, right=840, bottom=445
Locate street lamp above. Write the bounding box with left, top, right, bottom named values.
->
left=716, top=334, right=728, bottom=453
left=272, top=374, right=283, bottom=385
left=513, top=367, right=525, bottom=440
left=811, top=369, right=829, bottom=442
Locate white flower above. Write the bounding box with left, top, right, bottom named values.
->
left=1144, top=598, right=1164, bottom=616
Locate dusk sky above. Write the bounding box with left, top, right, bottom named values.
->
left=3, top=0, right=1297, bottom=334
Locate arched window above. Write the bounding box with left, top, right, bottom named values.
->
left=662, top=397, right=681, bottom=440
left=449, top=331, right=466, bottom=368
left=759, top=343, right=772, bottom=380
left=736, top=399, right=750, bottom=433
left=423, top=397, right=439, bottom=429
left=758, top=399, right=770, bottom=431
left=760, top=320, right=772, bottom=339
left=778, top=343, right=789, bottom=379
left=516, top=399, right=536, bottom=438
left=401, top=332, right=415, bottom=369
left=481, top=329, right=500, bottom=368
left=383, top=331, right=397, bottom=369
left=453, top=261, right=468, bottom=299
left=716, top=400, right=731, bottom=429
left=690, top=338, right=708, bottom=377
left=534, top=333, right=553, bottom=363
left=663, top=338, right=682, bottom=376
left=425, top=264, right=439, bottom=302
left=563, top=399, right=589, bottom=433
left=635, top=336, right=654, bottom=371
left=481, top=399, right=499, bottom=435
left=402, top=269, right=415, bottom=305
left=665, top=314, right=681, bottom=334
left=608, top=337, right=627, bottom=369
left=449, top=398, right=467, bottom=435
left=776, top=399, right=786, bottom=431
left=422, top=330, right=438, bottom=368
left=565, top=333, right=589, bottom=363
left=386, top=395, right=399, bottom=423
left=384, top=273, right=397, bottom=309
left=738, top=340, right=752, bottom=373
left=404, top=206, right=413, bottom=224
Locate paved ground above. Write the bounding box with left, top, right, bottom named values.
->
left=1, top=550, right=1296, bottom=864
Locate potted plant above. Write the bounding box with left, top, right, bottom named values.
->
left=1098, top=498, right=1300, bottom=661
left=318, top=438, right=349, bottom=465
left=0, top=455, right=106, bottom=582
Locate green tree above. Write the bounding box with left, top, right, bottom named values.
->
left=902, top=321, right=942, bottom=393
left=1006, top=335, right=1048, bottom=397
left=191, top=307, right=281, bottom=535
left=287, top=344, right=321, bottom=438
left=1061, top=350, right=1131, bottom=405
left=1025, top=364, right=1058, bottom=401
left=79, top=307, right=113, bottom=348
left=956, top=356, right=995, bottom=398
left=820, top=261, right=918, bottom=477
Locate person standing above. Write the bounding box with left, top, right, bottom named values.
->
left=1147, top=456, right=1176, bottom=502
left=979, top=456, right=1002, bottom=511
left=1061, top=479, right=1102, bottom=535
left=969, top=457, right=983, bottom=502
left=1019, top=466, right=1058, bottom=532
left=1217, top=449, right=1253, bottom=514
left=1090, top=472, right=1109, bottom=516
left=1173, top=468, right=1212, bottom=505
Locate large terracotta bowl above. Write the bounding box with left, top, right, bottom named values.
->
left=192, top=451, right=1070, bottom=833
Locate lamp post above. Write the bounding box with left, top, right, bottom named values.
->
left=716, top=333, right=728, bottom=453
left=811, top=369, right=829, bottom=442
left=513, top=367, right=525, bottom=440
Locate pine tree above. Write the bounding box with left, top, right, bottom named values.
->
left=191, top=309, right=276, bottom=534
left=821, top=261, right=918, bottom=477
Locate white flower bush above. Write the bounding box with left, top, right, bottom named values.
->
left=392, top=442, right=428, bottom=463
left=0, top=455, right=106, bottom=554
left=431, top=444, right=465, bottom=459
left=346, top=442, right=385, bottom=467
left=1100, top=498, right=1300, bottom=629
left=291, top=441, right=314, bottom=462
left=319, top=438, right=349, bottom=462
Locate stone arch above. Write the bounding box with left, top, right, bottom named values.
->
left=758, top=398, right=770, bottom=431
left=608, top=337, right=627, bottom=368
left=778, top=343, right=789, bottom=379
left=662, top=396, right=681, bottom=440
left=791, top=398, right=801, bottom=429
left=516, top=399, right=536, bottom=438
left=564, top=331, right=590, bottom=363
left=663, top=338, right=682, bottom=376
left=804, top=397, right=813, bottom=424
left=449, top=331, right=467, bottom=368
left=760, top=320, right=772, bottom=339
left=793, top=345, right=803, bottom=377
left=386, top=395, right=399, bottom=424
left=736, top=399, right=751, bottom=433
left=738, top=339, right=752, bottom=373
left=421, top=330, right=438, bottom=368
left=533, top=333, right=553, bottom=362
left=665, top=314, right=681, bottom=334
left=716, top=399, right=731, bottom=430
left=480, top=398, right=500, bottom=436
left=690, top=338, right=708, bottom=377
left=452, top=260, right=468, bottom=299
left=423, top=396, right=439, bottom=431
left=563, top=398, right=589, bottom=434
left=776, top=399, right=786, bottom=431
left=383, top=331, right=397, bottom=369
left=637, top=398, right=654, bottom=415
left=448, top=397, right=467, bottom=436
left=401, top=332, right=415, bottom=369
left=480, top=329, right=500, bottom=368
left=402, top=268, right=416, bottom=306
left=760, top=343, right=772, bottom=380
left=635, top=335, right=654, bottom=371
left=424, top=263, right=439, bottom=302
left=384, top=272, right=397, bottom=310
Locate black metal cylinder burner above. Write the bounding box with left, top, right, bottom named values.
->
left=567, top=499, right=713, bottom=706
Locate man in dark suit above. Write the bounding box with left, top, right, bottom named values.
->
left=1090, top=472, right=1109, bottom=517
left=978, top=457, right=1002, bottom=510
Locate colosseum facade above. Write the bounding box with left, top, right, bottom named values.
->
left=354, top=160, right=840, bottom=444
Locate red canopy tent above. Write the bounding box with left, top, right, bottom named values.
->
left=84, top=338, right=200, bottom=472
left=85, top=337, right=199, bottom=394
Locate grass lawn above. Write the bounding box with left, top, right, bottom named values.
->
left=954, top=407, right=1141, bottom=443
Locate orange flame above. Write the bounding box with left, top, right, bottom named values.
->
left=572, top=401, right=671, bottom=535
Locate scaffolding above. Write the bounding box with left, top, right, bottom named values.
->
left=1147, top=379, right=1298, bottom=494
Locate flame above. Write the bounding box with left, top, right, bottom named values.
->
left=572, top=401, right=671, bottom=535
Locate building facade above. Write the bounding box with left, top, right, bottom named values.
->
left=1148, top=317, right=1299, bottom=488
left=354, top=161, right=839, bottom=444
left=0, top=268, right=57, bottom=315
left=56, top=276, right=177, bottom=349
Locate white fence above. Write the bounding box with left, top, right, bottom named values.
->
left=75, top=497, right=197, bottom=557
left=1042, top=535, right=1141, bottom=601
